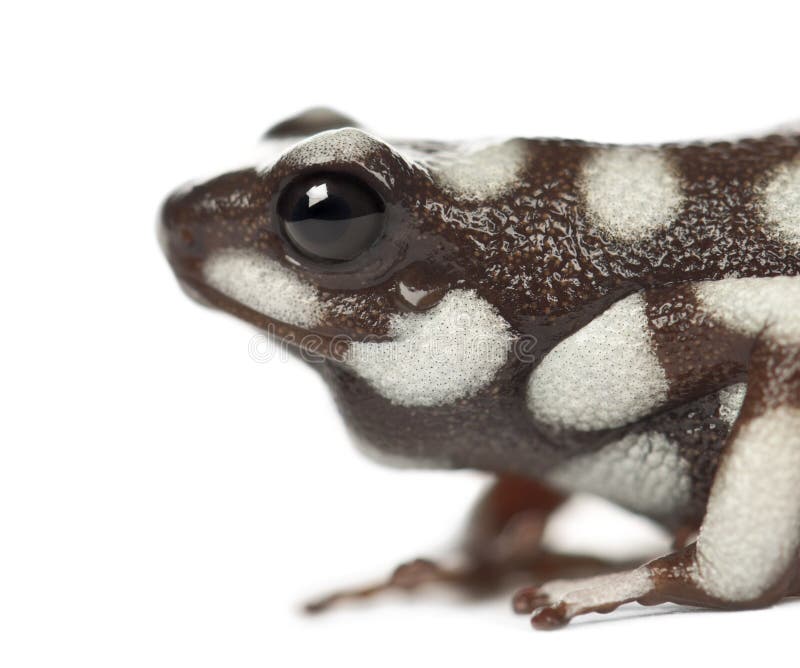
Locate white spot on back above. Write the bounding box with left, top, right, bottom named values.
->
left=696, top=407, right=800, bottom=601
left=695, top=276, right=800, bottom=346
left=203, top=249, right=322, bottom=328
left=762, top=158, right=800, bottom=245
left=581, top=148, right=683, bottom=242
left=528, top=292, right=669, bottom=431
left=547, top=431, right=691, bottom=517
left=425, top=140, right=527, bottom=200
left=346, top=290, right=512, bottom=406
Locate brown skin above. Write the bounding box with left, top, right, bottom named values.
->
left=161, top=110, right=800, bottom=627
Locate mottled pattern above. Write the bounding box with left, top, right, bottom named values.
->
left=162, top=122, right=800, bottom=521
left=161, top=114, right=800, bottom=622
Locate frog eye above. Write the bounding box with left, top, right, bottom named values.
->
left=277, top=172, right=386, bottom=262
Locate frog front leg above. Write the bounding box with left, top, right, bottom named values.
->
left=515, top=278, right=800, bottom=628
left=305, top=474, right=636, bottom=613
left=515, top=378, right=800, bottom=627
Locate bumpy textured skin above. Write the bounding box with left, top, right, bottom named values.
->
left=161, top=109, right=800, bottom=628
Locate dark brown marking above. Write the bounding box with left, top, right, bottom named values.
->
left=645, top=284, right=751, bottom=404
left=647, top=544, right=800, bottom=611
left=737, top=338, right=800, bottom=420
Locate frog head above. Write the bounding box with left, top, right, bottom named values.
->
left=160, top=109, right=532, bottom=407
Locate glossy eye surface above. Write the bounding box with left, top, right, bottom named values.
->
left=277, top=172, right=385, bottom=262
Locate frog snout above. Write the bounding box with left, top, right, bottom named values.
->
left=158, top=186, right=216, bottom=308
left=159, top=187, right=199, bottom=263
left=159, top=168, right=273, bottom=308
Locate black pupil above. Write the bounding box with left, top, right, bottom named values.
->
left=277, top=173, right=385, bottom=262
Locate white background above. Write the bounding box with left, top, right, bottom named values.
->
left=2, top=2, right=799, bottom=666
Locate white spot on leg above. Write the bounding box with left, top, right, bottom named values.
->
left=203, top=249, right=322, bottom=328
left=537, top=569, right=653, bottom=617
left=346, top=290, right=512, bottom=406
left=581, top=148, right=683, bottom=242
left=546, top=431, right=691, bottom=517
left=695, top=276, right=800, bottom=346
left=695, top=407, right=800, bottom=601
left=761, top=158, right=800, bottom=246
left=527, top=293, right=669, bottom=431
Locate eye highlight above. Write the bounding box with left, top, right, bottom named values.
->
left=277, top=172, right=386, bottom=262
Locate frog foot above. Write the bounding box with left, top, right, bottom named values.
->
left=303, top=558, right=472, bottom=613
left=304, top=551, right=640, bottom=614
left=512, top=567, right=654, bottom=629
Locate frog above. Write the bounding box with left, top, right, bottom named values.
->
left=160, top=108, right=800, bottom=629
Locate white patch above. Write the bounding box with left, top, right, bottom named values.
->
left=527, top=292, right=669, bottom=431
left=695, top=407, right=800, bottom=601
left=346, top=290, right=512, bottom=406
left=695, top=276, right=800, bottom=346
left=581, top=148, right=683, bottom=242
left=536, top=569, right=653, bottom=616
left=203, top=249, right=322, bottom=328
left=282, top=128, right=381, bottom=168
left=718, top=383, right=747, bottom=427
left=424, top=139, right=527, bottom=200
left=761, top=158, right=800, bottom=245
left=547, top=431, right=691, bottom=517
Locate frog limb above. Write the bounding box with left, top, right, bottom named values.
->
left=515, top=334, right=800, bottom=629
left=304, top=476, right=644, bottom=613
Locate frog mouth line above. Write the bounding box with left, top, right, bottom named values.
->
left=176, top=274, right=379, bottom=361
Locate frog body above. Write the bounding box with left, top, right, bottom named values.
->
left=161, top=109, right=800, bottom=628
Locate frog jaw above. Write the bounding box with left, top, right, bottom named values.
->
left=177, top=272, right=350, bottom=362
left=158, top=243, right=344, bottom=360
left=193, top=248, right=517, bottom=404
left=203, top=249, right=323, bottom=331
